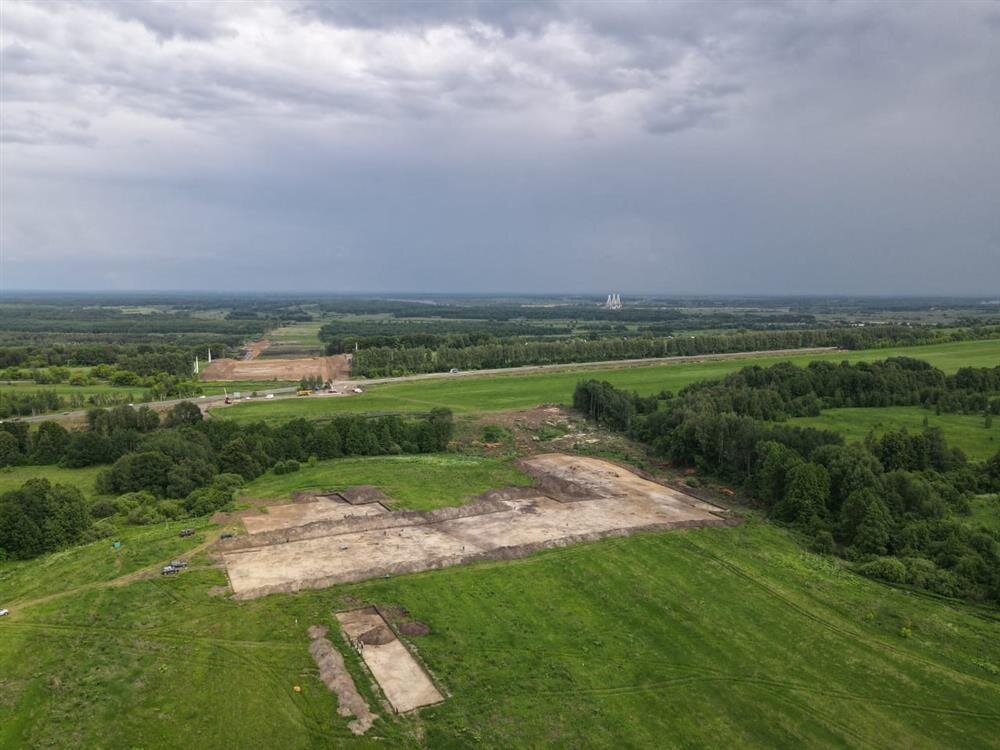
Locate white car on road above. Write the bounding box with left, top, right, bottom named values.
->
left=0, top=608, right=9, bottom=617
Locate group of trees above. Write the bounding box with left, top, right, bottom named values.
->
left=0, top=402, right=454, bottom=561
left=573, top=359, right=1000, bottom=603
left=0, top=479, right=90, bottom=561
left=574, top=359, right=1000, bottom=434
left=350, top=327, right=999, bottom=378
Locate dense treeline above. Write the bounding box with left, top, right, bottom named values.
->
left=573, top=360, right=1000, bottom=603
left=0, top=341, right=232, bottom=373
left=351, top=326, right=999, bottom=377
left=0, top=403, right=454, bottom=560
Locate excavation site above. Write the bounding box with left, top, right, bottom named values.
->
left=219, top=454, right=734, bottom=599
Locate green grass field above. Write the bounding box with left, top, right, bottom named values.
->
left=217, top=339, right=1000, bottom=423
left=241, top=454, right=534, bottom=510
left=789, top=407, right=1000, bottom=461
left=0, top=464, right=104, bottom=499
left=1, top=519, right=997, bottom=748
left=968, top=495, right=1000, bottom=533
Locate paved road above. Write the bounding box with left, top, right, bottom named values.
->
left=9, top=346, right=838, bottom=424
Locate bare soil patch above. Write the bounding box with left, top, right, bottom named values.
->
left=222, top=454, right=734, bottom=599
left=200, top=353, right=350, bottom=382
left=308, top=626, right=376, bottom=735
left=336, top=607, right=444, bottom=714
left=398, top=621, right=431, bottom=637
left=241, top=495, right=387, bottom=534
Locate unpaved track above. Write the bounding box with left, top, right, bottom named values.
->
left=6, top=535, right=221, bottom=613
left=222, top=454, right=734, bottom=599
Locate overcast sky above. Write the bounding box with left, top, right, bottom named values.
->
left=1, top=0, right=998, bottom=295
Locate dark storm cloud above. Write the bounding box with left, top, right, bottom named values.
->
left=1, top=0, right=998, bottom=294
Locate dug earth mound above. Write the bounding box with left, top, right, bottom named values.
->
left=220, top=454, right=736, bottom=599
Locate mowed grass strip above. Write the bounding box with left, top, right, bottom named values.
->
left=789, top=407, right=1000, bottom=461
left=241, top=454, right=534, bottom=510
left=216, top=339, right=1000, bottom=423
left=2, top=521, right=998, bottom=748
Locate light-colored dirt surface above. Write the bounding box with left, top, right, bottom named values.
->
left=244, top=339, right=271, bottom=359
left=242, top=496, right=387, bottom=534
left=222, top=454, right=731, bottom=599
left=200, top=353, right=350, bottom=382
left=308, top=624, right=377, bottom=734
left=336, top=607, right=444, bottom=714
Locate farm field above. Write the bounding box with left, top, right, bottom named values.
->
left=217, top=338, right=1000, bottom=423
left=240, top=454, right=534, bottom=511
left=789, top=407, right=1000, bottom=460
left=1, top=519, right=997, bottom=747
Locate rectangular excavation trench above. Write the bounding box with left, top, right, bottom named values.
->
left=336, top=607, right=444, bottom=713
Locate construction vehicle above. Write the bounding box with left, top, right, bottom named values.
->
left=296, top=389, right=312, bottom=396
left=179, top=528, right=194, bottom=537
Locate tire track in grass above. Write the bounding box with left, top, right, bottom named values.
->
left=676, top=535, right=1000, bottom=693
left=4, top=619, right=333, bottom=740
left=525, top=672, right=1000, bottom=721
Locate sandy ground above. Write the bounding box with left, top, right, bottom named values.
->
left=222, top=454, right=730, bottom=599
left=242, top=496, right=387, bottom=534
left=200, top=353, right=351, bottom=382
left=336, top=607, right=444, bottom=713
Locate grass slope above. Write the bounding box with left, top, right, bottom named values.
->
left=241, top=454, right=534, bottom=510
left=217, top=339, right=1000, bottom=423
left=0, top=464, right=103, bottom=499
left=789, top=407, right=1000, bottom=461
left=1, top=520, right=997, bottom=748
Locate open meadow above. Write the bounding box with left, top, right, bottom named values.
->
left=1, top=518, right=998, bottom=748
left=790, top=407, right=1000, bottom=460
left=2, top=328, right=998, bottom=749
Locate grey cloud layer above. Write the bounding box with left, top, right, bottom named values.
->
left=1, top=0, right=998, bottom=293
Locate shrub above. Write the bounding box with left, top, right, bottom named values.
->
left=126, top=505, right=164, bottom=525
left=273, top=459, right=301, bottom=475
left=89, top=499, right=118, bottom=519
left=82, top=519, right=116, bottom=542
left=211, top=473, right=245, bottom=492
left=116, top=491, right=157, bottom=514
left=857, top=556, right=908, bottom=584
left=481, top=424, right=510, bottom=442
